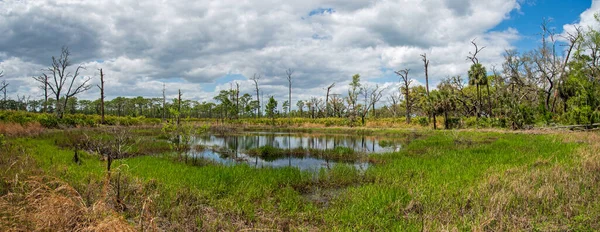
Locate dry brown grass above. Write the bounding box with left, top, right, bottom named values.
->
left=0, top=175, right=134, bottom=232
left=0, top=122, right=44, bottom=137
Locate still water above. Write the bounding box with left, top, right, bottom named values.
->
left=188, top=131, right=407, bottom=171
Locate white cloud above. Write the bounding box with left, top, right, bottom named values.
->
left=562, top=0, right=600, bottom=36
left=0, top=0, right=527, bottom=110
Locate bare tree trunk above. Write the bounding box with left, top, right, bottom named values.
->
left=286, top=69, right=293, bottom=124
left=395, top=69, right=412, bottom=124
left=98, top=69, right=105, bottom=124
left=326, top=82, right=335, bottom=117
left=251, top=74, right=261, bottom=118
left=421, top=53, right=436, bottom=129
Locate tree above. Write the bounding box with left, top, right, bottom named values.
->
left=286, top=68, right=293, bottom=124
left=387, top=91, right=401, bottom=117
left=32, top=74, right=51, bottom=113
left=370, top=84, right=385, bottom=118
left=421, top=53, right=436, bottom=129
left=43, top=47, right=92, bottom=118
left=296, top=100, right=304, bottom=117
left=466, top=40, right=486, bottom=121
left=347, top=74, right=361, bottom=122
left=395, top=69, right=412, bottom=124
left=98, top=69, right=106, bottom=124
left=251, top=74, right=261, bottom=118
left=265, top=96, right=278, bottom=125
left=177, top=89, right=182, bottom=125
left=162, top=83, right=166, bottom=121
left=358, top=84, right=385, bottom=125
left=432, top=78, right=458, bottom=129
left=0, top=71, right=8, bottom=109
left=282, top=100, right=289, bottom=116
left=235, top=82, right=240, bottom=119
left=534, top=19, right=575, bottom=114
left=325, top=82, right=335, bottom=117
left=214, top=90, right=234, bottom=122
left=561, top=16, right=600, bottom=127
left=468, top=63, right=488, bottom=119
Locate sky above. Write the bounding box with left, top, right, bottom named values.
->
left=0, top=0, right=598, bottom=109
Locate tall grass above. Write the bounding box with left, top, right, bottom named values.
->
left=1, top=127, right=598, bottom=230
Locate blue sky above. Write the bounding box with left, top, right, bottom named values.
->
left=495, top=0, right=590, bottom=52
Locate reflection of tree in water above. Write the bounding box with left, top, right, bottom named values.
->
left=238, top=135, right=258, bottom=150
left=266, top=134, right=277, bottom=147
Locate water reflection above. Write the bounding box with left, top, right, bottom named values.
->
left=187, top=132, right=405, bottom=172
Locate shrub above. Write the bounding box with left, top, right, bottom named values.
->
left=416, top=117, right=429, bottom=127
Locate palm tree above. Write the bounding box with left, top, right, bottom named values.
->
left=468, top=63, right=487, bottom=119
left=431, top=84, right=457, bottom=129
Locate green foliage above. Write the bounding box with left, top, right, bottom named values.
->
left=0, top=110, right=160, bottom=128
left=416, top=116, right=429, bottom=127
left=265, top=96, right=278, bottom=124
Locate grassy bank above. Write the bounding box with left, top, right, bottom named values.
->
left=1, top=125, right=598, bottom=230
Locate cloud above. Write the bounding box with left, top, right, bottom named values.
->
left=0, top=0, right=525, bottom=110
left=562, top=0, right=600, bottom=36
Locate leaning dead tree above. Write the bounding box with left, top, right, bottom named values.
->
left=44, top=47, right=92, bottom=118
left=395, top=69, right=412, bottom=124
left=251, top=73, right=261, bottom=117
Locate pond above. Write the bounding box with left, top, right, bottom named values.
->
left=187, top=131, right=411, bottom=172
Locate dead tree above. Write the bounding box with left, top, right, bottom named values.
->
left=467, top=39, right=485, bottom=64
left=558, top=26, right=583, bottom=111
left=251, top=74, right=261, bottom=117
left=32, top=74, right=50, bottom=113
left=286, top=68, right=293, bottom=123
left=44, top=47, right=92, bottom=118
left=98, top=69, right=106, bottom=124
left=360, top=84, right=373, bottom=125
left=0, top=71, right=8, bottom=109
left=370, top=84, right=385, bottom=118
left=395, top=69, right=412, bottom=124
left=387, top=92, right=401, bottom=117
left=467, top=39, right=486, bottom=119
left=421, top=53, right=436, bottom=129
left=325, top=82, right=335, bottom=117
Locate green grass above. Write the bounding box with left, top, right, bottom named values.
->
left=244, top=145, right=364, bottom=162
left=3, top=128, right=595, bottom=231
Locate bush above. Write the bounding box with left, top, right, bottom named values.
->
left=37, top=114, right=59, bottom=128
left=0, top=110, right=161, bottom=128
left=416, top=117, right=429, bottom=127
left=443, top=117, right=461, bottom=129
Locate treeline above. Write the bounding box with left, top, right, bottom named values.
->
left=1, top=19, right=600, bottom=129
